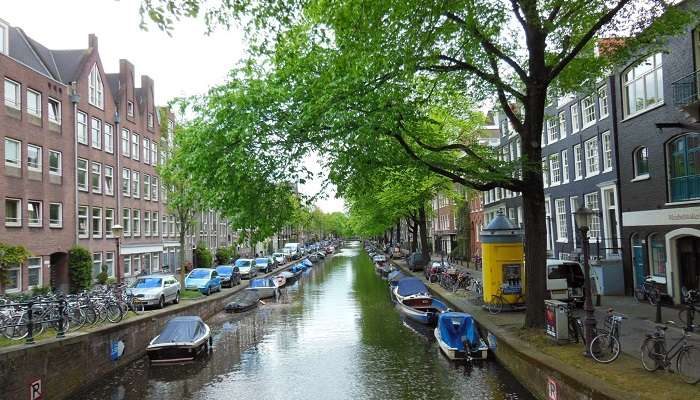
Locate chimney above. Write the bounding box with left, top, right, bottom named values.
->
left=88, top=34, right=98, bottom=49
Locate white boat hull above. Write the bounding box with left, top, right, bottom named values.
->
left=247, top=287, right=277, bottom=299
left=434, top=328, right=488, bottom=361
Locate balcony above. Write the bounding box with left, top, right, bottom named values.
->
left=672, top=70, right=700, bottom=121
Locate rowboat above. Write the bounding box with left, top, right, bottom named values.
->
left=392, top=277, right=448, bottom=325
left=147, top=316, right=211, bottom=364
left=434, top=312, right=488, bottom=361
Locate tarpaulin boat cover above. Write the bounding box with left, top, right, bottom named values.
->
left=396, top=277, right=429, bottom=297
left=229, top=290, right=259, bottom=305
left=153, top=316, right=207, bottom=345
left=290, top=265, right=303, bottom=273
left=302, top=259, right=313, bottom=267
left=388, top=270, right=405, bottom=283
left=250, top=278, right=274, bottom=288
left=438, top=312, right=480, bottom=351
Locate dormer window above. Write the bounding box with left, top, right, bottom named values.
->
left=0, top=22, right=7, bottom=55
left=127, top=101, right=134, bottom=117
left=147, top=112, right=154, bottom=129
left=88, top=64, right=104, bottom=109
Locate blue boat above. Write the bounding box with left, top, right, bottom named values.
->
left=387, top=271, right=406, bottom=302
left=392, top=277, right=448, bottom=324
left=246, top=278, right=278, bottom=299
left=301, top=259, right=313, bottom=268
left=434, top=312, right=489, bottom=361
left=288, top=265, right=304, bottom=277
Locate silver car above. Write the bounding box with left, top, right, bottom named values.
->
left=127, top=274, right=181, bottom=309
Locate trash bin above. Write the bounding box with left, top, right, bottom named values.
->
left=545, top=299, right=569, bottom=342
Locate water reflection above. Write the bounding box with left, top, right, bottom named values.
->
left=75, top=243, right=532, bottom=400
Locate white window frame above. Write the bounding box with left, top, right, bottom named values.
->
left=542, top=157, right=549, bottom=188
left=48, top=97, right=61, bottom=124
left=132, top=171, right=140, bottom=198
left=144, top=174, right=151, bottom=200
left=105, top=208, right=114, bottom=237
left=584, top=192, right=601, bottom=241
left=152, top=178, right=159, bottom=201
left=570, top=103, right=580, bottom=133
left=88, top=63, right=104, bottom=109
left=4, top=78, right=20, bottom=109
left=104, top=165, right=114, bottom=195
left=550, top=153, right=561, bottom=186
left=92, top=207, right=103, bottom=238
left=555, top=198, right=568, bottom=242
left=48, top=150, right=62, bottom=176
left=105, top=252, right=115, bottom=278
left=91, top=118, right=102, bottom=149
left=122, top=208, right=131, bottom=237
left=123, top=256, right=132, bottom=277
left=152, top=212, right=159, bottom=235
left=27, top=200, right=42, bottom=227
left=623, top=53, right=663, bottom=118
left=104, top=123, right=114, bottom=154
left=0, top=22, right=7, bottom=55
left=148, top=112, right=154, bottom=129
left=558, top=111, right=567, bottom=139
left=574, top=144, right=583, bottom=180
left=144, top=211, right=151, bottom=236
left=561, top=150, right=569, bottom=183
left=26, top=89, right=41, bottom=117
left=122, top=168, right=131, bottom=197
left=92, top=252, right=103, bottom=280
left=585, top=137, right=600, bottom=177
left=121, top=128, right=130, bottom=156
left=91, top=162, right=102, bottom=193
left=5, top=198, right=21, bottom=227
left=49, top=202, right=63, bottom=228
left=133, top=209, right=141, bottom=237
left=27, top=144, right=42, bottom=172
left=143, top=138, right=151, bottom=164
left=601, top=131, right=613, bottom=172
left=598, top=86, right=609, bottom=119
left=581, top=96, right=596, bottom=128
left=127, top=101, right=134, bottom=117
left=150, top=142, right=157, bottom=166
left=77, top=158, right=88, bottom=191
left=547, top=118, right=557, bottom=144
left=76, top=111, right=88, bottom=145
left=27, top=257, right=42, bottom=289
left=78, top=205, right=89, bottom=238
left=131, top=133, right=140, bottom=161
left=4, top=137, right=21, bottom=168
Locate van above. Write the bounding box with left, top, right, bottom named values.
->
left=284, top=243, right=303, bottom=259
left=546, top=259, right=585, bottom=305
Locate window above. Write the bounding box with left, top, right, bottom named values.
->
left=669, top=133, right=700, bottom=202
left=132, top=171, right=140, bottom=198
left=92, top=207, right=102, bottom=237
left=27, top=200, right=42, bottom=227
left=162, top=215, right=168, bottom=237
left=0, top=23, right=6, bottom=55
left=48, top=98, right=61, bottom=124
left=77, top=158, right=88, bottom=191
left=92, top=252, right=103, bottom=280
left=121, top=129, right=130, bottom=156
left=123, top=256, right=132, bottom=276
left=78, top=206, right=88, bottom=238
left=601, top=131, right=612, bottom=172
left=131, top=133, right=140, bottom=161
left=574, top=144, right=583, bottom=179
left=582, top=96, right=596, bottom=127
left=122, top=208, right=131, bottom=236
left=27, top=257, right=42, bottom=288
left=88, top=64, right=104, bottom=108
left=584, top=193, right=601, bottom=240
left=144, top=211, right=151, bottom=236
left=104, top=165, right=113, bottom=195
left=91, top=118, right=101, bottom=149
left=542, top=158, right=549, bottom=187
left=649, top=233, right=666, bottom=277
left=143, top=138, right=151, bottom=164
left=152, top=253, right=159, bottom=272
left=132, top=255, right=141, bottom=275
left=550, top=153, right=561, bottom=185
left=561, top=150, right=569, bottom=183
left=170, top=216, right=176, bottom=237
left=558, top=112, right=567, bottom=139
left=76, top=111, right=88, bottom=145
left=133, top=210, right=141, bottom=236
left=152, top=178, right=158, bottom=201
left=143, top=253, right=151, bottom=274
left=105, top=252, right=115, bottom=277
left=91, top=162, right=102, bottom=193
left=4, top=137, right=20, bottom=167
left=598, top=86, right=609, bottom=118
left=547, top=118, right=557, bottom=143
left=585, top=138, right=599, bottom=176
left=151, top=143, right=157, bottom=166
left=5, top=266, right=20, bottom=292
left=4, top=79, right=20, bottom=109
left=570, top=103, right=580, bottom=133
left=127, top=101, right=134, bottom=117
left=555, top=199, right=567, bottom=241
left=48, top=150, right=62, bottom=175
left=148, top=112, right=154, bottom=129
left=105, top=208, right=114, bottom=236
left=634, top=147, right=649, bottom=178
left=26, top=89, right=41, bottom=116
left=5, top=198, right=21, bottom=226
left=623, top=53, right=663, bottom=116
left=49, top=203, right=62, bottom=228
left=152, top=212, right=159, bottom=235
left=27, top=144, right=41, bottom=171
left=104, top=123, right=113, bottom=153
left=144, top=174, right=151, bottom=200
left=122, top=168, right=130, bottom=196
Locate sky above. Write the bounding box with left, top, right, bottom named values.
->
left=3, top=0, right=345, bottom=213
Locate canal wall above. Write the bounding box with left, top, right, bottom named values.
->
left=0, top=265, right=291, bottom=400
left=392, top=261, right=629, bottom=400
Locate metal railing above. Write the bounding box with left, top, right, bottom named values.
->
left=672, top=70, right=699, bottom=106
left=0, top=298, right=67, bottom=344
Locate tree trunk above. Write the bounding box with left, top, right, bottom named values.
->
left=418, top=204, right=430, bottom=262
left=396, top=222, right=401, bottom=244
left=179, top=226, right=187, bottom=286
left=409, top=218, right=418, bottom=253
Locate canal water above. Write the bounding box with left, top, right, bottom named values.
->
left=75, top=242, right=533, bottom=400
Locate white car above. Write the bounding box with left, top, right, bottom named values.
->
left=127, top=274, right=181, bottom=309
left=235, top=258, right=256, bottom=279
left=273, top=252, right=287, bottom=264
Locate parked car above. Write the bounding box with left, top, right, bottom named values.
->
left=235, top=258, right=256, bottom=279
left=546, top=259, right=585, bottom=305
left=407, top=251, right=427, bottom=271
left=127, top=274, right=181, bottom=309
left=265, top=255, right=279, bottom=269
left=215, top=265, right=241, bottom=288
left=273, top=252, right=287, bottom=265
left=185, top=268, right=222, bottom=295
left=255, top=257, right=273, bottom=273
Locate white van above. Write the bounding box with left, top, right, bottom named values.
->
left=546, top=259, right=585, bottom=305
left=284, top=243, right=303, bottom=259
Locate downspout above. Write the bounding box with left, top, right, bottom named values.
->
left=69, top=82, right=80, bottom=245
left=114, top=109, right=122, bottom=279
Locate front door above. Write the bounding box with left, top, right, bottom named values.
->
left=677, top=236, right=700, bottom=292
left=631, top=237, right=646, bottom=288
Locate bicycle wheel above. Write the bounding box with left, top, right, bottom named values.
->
left=648, top=288, right=660, bottom=306
left=130, top=299, right=145, bottom=315
left=428, top=274, right=438, bottom=283
left=105, top=304, right=123, bottom=323
left=488, top=296, right=503, bottom=314
left=83, top=306, right=98, bottom=325
left=678, top=308, right=692, bottom=325
left=590, top=334, right=621, bottom=363
left=633, top=288, right=645, bottom=303
left=66, top=307, right=85, bottom=331
left=640, top=337, right=664, bottom=372
left=676, top=345, right=700, bottom=384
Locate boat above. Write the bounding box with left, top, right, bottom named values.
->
left=146, top=316, right=211, bottom=364
left=434, top=312, right=488, bottom=361
left=301, top=258, right=313, bottom=268
left=373, top=254, right=390, bottom=276
left=247, top=278, right=279, bottom=299
left=224, top=290, right=260, bottom=313
left=288, top=264, right=304, bottom=277
left=273, top=274, right=287, bottom=288
left=277, top=270, right=297, bottom=285
left=392, top=277, right=448, bottom=324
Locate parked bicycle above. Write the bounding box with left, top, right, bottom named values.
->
left=634, top=276, right=661, bottom=305
left=565, top=303, right=585, bottom=344
left=640, top=322, right=700, bottom=384
left=487, top=284, right=525, bottom=314
left=678, top=288, right=698, bottom=330
left=590, top=310, right=626, bottom=363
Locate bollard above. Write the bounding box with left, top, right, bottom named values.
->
left=57, top=298, right=66, bottom=338
left=595, top=294, right=601, bottom=307
left=655, top=296, right=662, bottom=324
left=25, top=301, right=35, bottom=345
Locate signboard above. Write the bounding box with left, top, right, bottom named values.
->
left=110, top=340, right=125, bottom=361
left=547, top=376, right=559, bottom=400
left=29, top=378, right=42, bottom=400
left=545, top=302, right=557, bottom=338
left=622, top=207, right=700, bottom=227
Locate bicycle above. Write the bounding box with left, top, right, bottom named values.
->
left=590, top=310, right=626, bottom=363
left=487, top=284, right=525, bottom=314
left=678, top=288, right=698, bottom=330
left=640, top=322, right=700, bottom=384
left=634, top=276, right=661, bottom=306
left=564, top=303, right=585, bottom=344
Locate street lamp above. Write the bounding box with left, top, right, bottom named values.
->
left=112, top=224, right=123, bottom=283
left=574, top=206, right=596, bottom=356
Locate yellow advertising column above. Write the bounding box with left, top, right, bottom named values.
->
left=480, top=210, right=525, bottom=306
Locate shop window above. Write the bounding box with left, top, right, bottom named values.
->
left=669, top=133, right=700, bottom=202
left=648, top=233, right=666, bottom=277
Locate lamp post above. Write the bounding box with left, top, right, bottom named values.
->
left=111, top=224, right=123, bottom=283
left=574, top=206, right=596, bottom=356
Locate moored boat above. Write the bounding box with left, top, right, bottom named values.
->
left=392, top=277, right=448, bottom=324
left=147, top=316, right=211, bottom=364
left=301, top=258, right=313, bottom=268
left=247, top=277, right=278, bottom=299
left=434, top=312, right=488, bottom=361
left=224, top=290, right=260, bottom=313
left=273, top=274, right=287, bottom=288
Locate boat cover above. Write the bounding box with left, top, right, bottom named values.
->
left=438, top=312, right=480, bottom=351
left=302, top=259, right=313, bottom=267
left=225, top=290, right=260, bottom=310
left=250, top=278, right=274, bottom=288
left=279, top=271, right=295, bottom=279
left=290, top=265, right=303, bottom=273
left=152, top=316, right=207, bottom=345
left=396, top=277, right=429, bottom=297
left=387, top=270, right=405, bottom=283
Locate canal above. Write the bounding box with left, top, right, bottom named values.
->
left=75, top=242, right=533, bottom=400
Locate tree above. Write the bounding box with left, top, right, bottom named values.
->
left=68, top=246, right=92, bottom=293
left=139, top=0, right=698, bottom=327
left=193, top=241, right=214, bottom=268
left=0, top=243, right=31, bottom=287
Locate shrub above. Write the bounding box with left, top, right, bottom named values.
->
left=68, top=246, right=92, bottom=293
left=215, top=245, right=238, bottom=265
left=96, top=265, right=109, bottom=285
left=193, top=241, right=213, bottom=268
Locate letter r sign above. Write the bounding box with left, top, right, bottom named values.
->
left=29, top=378, right=42, bottom=400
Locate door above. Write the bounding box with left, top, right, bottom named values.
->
left=678, top=236, right=700, bottom=291
left=631, top=236, right=647, bottom=288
